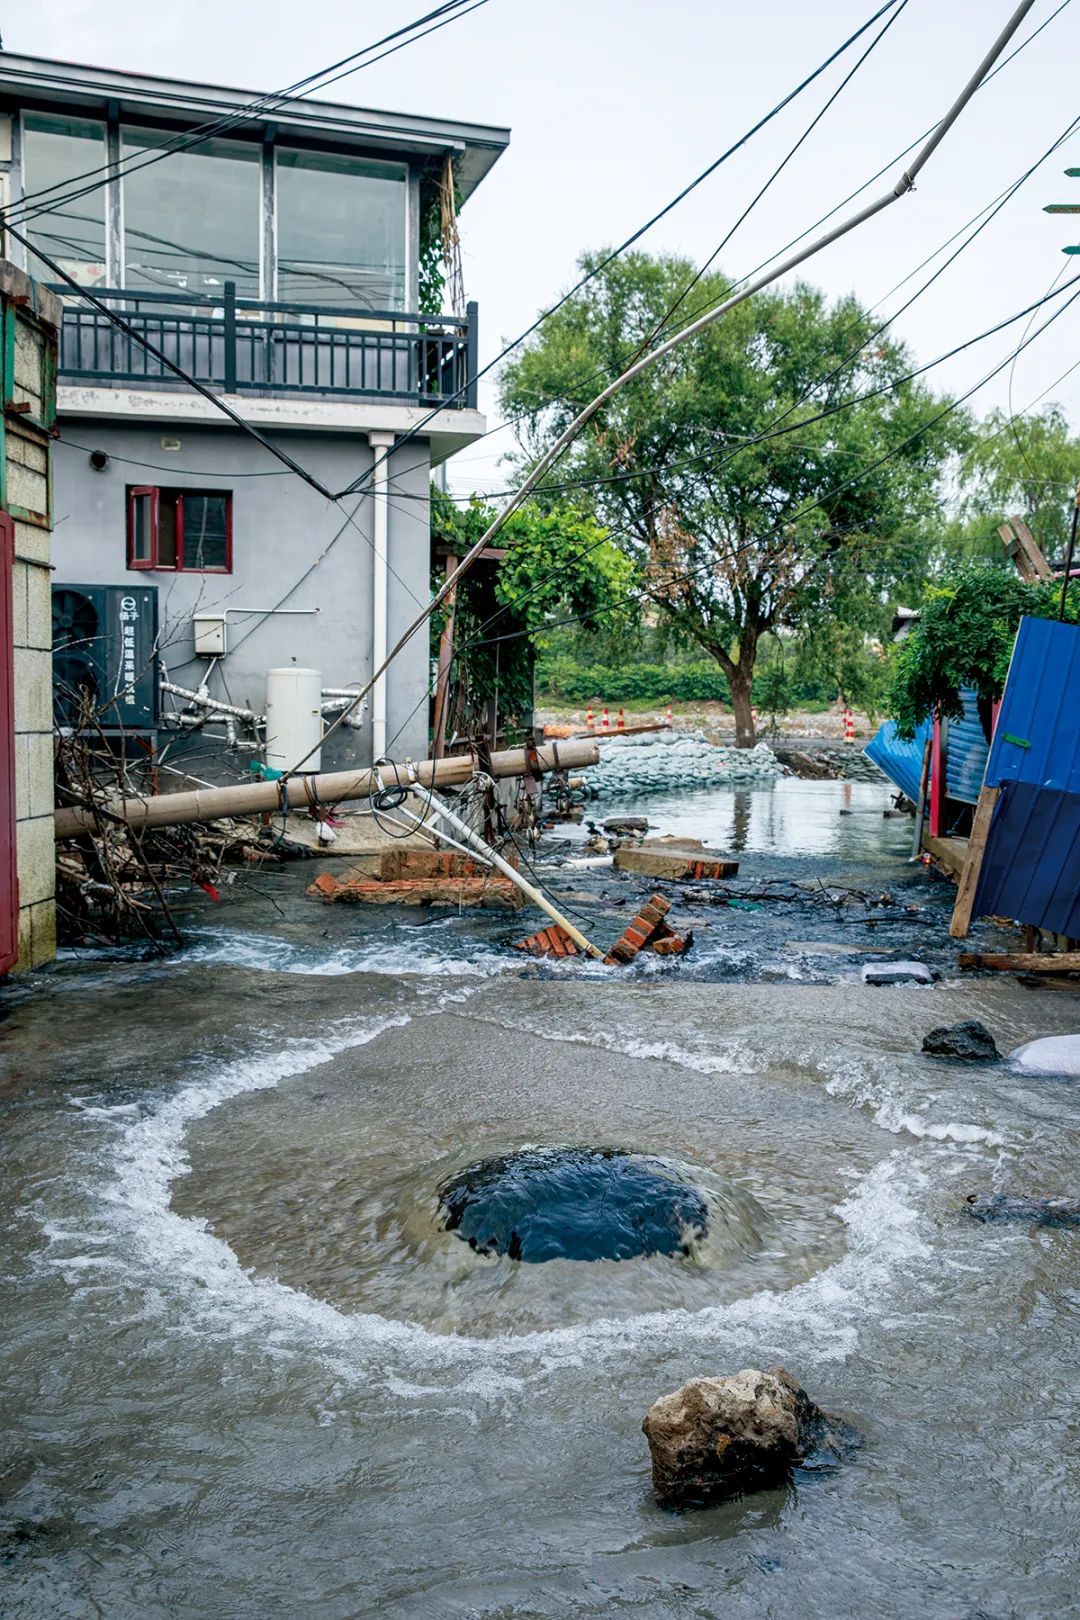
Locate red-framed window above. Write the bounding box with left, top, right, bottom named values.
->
left=127, top=487, right=232, bottom=573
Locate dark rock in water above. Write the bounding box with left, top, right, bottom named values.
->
left=437, top=1145, right=708, bottom=1263
left=642, top=1366, right=855, bottom=1507
left=963, top=1193, right=1080, bottom=1228
left=922, top=1021, right=1000, bottom=1062
left=602, top=816, right=650, bottom=835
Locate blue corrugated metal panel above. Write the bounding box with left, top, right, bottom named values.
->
left=944, top=689, right=990, bottom=805
left=986, top=616, right=1080, bottom=792
left=972, top=781, right=1080, bottom=935
left=865, top=717, right=930, bottom=803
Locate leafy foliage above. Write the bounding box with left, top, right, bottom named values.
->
left=430, top=487, right=633, bottom=731
left=949, top=406, right=1080, bottom=563
left=500, top=251, right=968, bottom=743
left=887, top=565, right=1080, bottom=740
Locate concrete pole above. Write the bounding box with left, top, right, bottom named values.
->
left=54, top=739, right=601, bottom=839
left=368, top=431, right=395, bottom=761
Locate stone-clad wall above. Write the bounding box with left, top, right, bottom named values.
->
left=3, top=262, right=59, bottom=968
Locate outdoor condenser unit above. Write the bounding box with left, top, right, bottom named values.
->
left=51, top=583, right=160, bottom=733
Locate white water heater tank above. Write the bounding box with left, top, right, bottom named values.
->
left=265, top=667, right=322, bottom=774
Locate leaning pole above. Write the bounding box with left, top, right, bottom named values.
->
left=53, top=739, right=600, bottom=840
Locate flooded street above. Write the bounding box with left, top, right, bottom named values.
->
left=3, top=779, right=1080, bottom=1617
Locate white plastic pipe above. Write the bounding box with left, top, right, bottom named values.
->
left=368, top=431, right=395, bottom=760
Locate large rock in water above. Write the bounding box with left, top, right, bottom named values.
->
left=642, top=1366, right=846, bottom=1506
left=922, top=1021, right=1000, bottom=1062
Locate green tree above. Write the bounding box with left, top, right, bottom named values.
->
left=950, top=406, right=1080, bottom=563
left=887, top=564, right=1080, bottom=741
left=500, top=252, right=969, bottom=746
left=430, top=487, right=633, bottom=733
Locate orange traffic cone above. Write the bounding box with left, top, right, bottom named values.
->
left=601, top=706, right=610, bottom=730
left=586, top=704, right=594, bottom=730
left=617, top=706, right=625, bottom=731
left=666, top=703, right=672, bottom=725
left=844, top=707, right=855, bottom=745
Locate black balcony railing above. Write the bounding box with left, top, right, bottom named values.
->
left=52, top=281, right=479, bottom=409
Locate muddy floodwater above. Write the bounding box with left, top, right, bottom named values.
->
left=3, top=778, right=1080, bottom=1617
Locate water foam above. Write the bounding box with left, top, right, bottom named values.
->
left=27, top=989, right=944, bottom=1399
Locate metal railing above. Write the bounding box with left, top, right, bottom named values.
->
left=52, top=281, right=479, bottom=409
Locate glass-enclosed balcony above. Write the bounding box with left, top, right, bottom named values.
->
left=25, top=111, right=478, bottom=408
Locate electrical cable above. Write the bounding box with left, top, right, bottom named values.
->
left=331, top=0, right=912, bottom=499
left=382, top=265, right=1080, bottom=760
left=7, top=2, right=482, bottom=225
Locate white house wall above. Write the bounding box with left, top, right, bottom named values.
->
left=52, top=422, right=433, bottom=772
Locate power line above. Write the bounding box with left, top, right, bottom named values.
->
left=332, top=0, right=912, bottom=500
left=7, top=2, right=483, bottom=228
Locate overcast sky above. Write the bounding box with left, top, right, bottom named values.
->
left=16, top=0, right=1080, bottom=494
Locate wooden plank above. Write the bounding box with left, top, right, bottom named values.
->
left=948, top=784, right=1000, bottom=939
left=1006, top=514, right=1052, bottom=581
left=958, top=951, right=1080, bottom=974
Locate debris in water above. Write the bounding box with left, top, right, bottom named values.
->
left=437, top=1146, right=709, bottom=1263
left=642, top=1366, right=855, bottom=1507
left=1006, top=1034, right=1080, bottom=1075
left=861, top=960, right=935, bottom=987
left=613, top=836, right=739, bottom=881
left=963, top=1193, right=1080, bottom=1227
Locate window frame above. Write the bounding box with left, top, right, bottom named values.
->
left=126, top=486, right=233, bottom=574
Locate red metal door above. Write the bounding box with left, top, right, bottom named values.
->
left=0, top=513, right=18, bottom=972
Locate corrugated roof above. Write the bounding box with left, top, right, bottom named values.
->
left=865, top=718, right=930, bottom=804
left=986, top=616, right=1080, bottom=792
left=944, top=690, right=990, bottom=805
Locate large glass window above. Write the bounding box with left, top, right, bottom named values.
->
left=22, top=114, right=108, bottom=287
left=122, top=130, right=260, bottom=298
left=275, top=150, right=406, bottom=310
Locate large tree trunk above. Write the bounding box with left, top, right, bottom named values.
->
left=727, top=661, right=756, bottom=749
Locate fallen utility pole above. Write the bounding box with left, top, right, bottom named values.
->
left=289, top=0, right=1038, bottom=779
left=53, top=739, right=600, bottom=840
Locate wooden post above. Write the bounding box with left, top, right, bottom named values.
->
left=949, top=784, right=1000, bottom=938
left=433, top=552, right=457, bottom=760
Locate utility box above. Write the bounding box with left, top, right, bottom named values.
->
left=264, top=667, right=322, bottom=774
left=192, top=612, right=227, bottom=658
left=52, top=583, right=160, bottom=733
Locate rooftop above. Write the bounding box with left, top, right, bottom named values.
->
left=0, top=51, right=510, bottom=199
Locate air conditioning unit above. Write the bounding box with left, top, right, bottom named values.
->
left=51, top=583, right=160, bottom=733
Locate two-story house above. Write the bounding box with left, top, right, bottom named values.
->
left=0, top=52, right=508, bottom=772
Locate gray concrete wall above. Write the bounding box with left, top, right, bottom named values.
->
left=51, top=422, right=433, bottom=774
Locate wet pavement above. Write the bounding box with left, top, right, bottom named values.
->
left=3, top=777, right=1079, bottom=1617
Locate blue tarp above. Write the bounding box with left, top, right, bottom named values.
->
left=865, top=717, right=930, bottom=804
left=975, top=617, right=1080, bottom=935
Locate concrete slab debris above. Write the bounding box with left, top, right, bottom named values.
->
left=861, top=960, right=934, bottom=986
left=613, top=837, right=739, bottom=881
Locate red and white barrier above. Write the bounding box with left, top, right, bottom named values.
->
left=601, top=706, right=610, bottom=730
left=617, top=706, right=625, bottom=731
left=843, top=707, right=855, bottom=745
left=586, top=704, right=595, bottom=730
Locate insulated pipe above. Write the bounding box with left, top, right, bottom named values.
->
left=54, top=739, right=601, bottom=839
left=160, top=680, right=257, bottom=723
left=368, top=431, right=395, bottom=761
